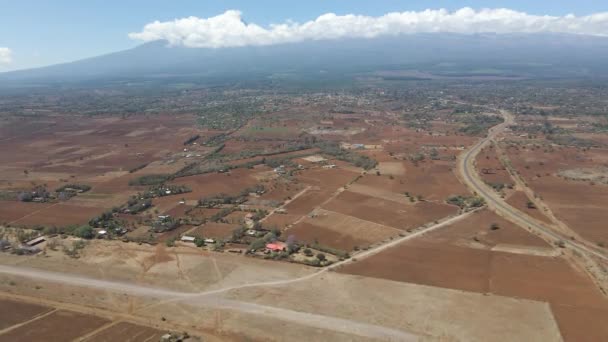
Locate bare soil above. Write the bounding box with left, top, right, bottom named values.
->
left=0, top=310, right=111, bottom=342
left=0, top=298, right=52, bottom=330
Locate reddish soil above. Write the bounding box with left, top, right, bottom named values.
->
left=258, top=182, right=305, bottom=203
left=0, top=201, right=53, bottom=224
left=0, top=310, right=111, bottom=341
left=475, top=146, right=513, bottom=185
left=551, top=305, right=608, bottom=342
left=189, top=223, right=239, bottom=239
left=323, top=190, right=457, bottom=230
left=285, top=220, right=395, bottom=251
left=186, top=208, right=222, bottom=221
left=12, top=204, right=105, bottom=227
left=263, top=214, right=301, bottom=230
left=223, top=211, right=247, bottom=224
left=296, top=167, right=360, bottom=189
left=356, top=161, right=469, bottom=201
left=423, top=209, right=550, bottom=248
left=164, top=203, right=193, bottom=218
left=86, top=322, right=166, bottom=342
left=283, top=190, right=334, bottom=215
left=157, top=225, right=196, bottom=242
left=170, top=168, right=261, bottom=201
left=341, top=240, right=492, bottom=292
left=505, top=191, right=552, bottom=224
left=0, top=299, right=52, bottom=330
left=507, top=146, right=608, bottom=244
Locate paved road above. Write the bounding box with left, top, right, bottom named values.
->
left=458, top=110, right=608, bottom=262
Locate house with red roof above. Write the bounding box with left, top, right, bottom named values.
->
left=266, top=242, right=287, bottom=252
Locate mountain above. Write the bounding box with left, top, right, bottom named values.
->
left=2, top=33, right=608, bottom=85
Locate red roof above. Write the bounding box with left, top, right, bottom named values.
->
left=266, top=242, right=287, bottom=251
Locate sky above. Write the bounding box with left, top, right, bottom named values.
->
left=1, top=0, right=607, bottom=71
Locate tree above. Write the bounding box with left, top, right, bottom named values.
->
left=303, top=248, right=313, bottom=257
left=249, top=238, right=266, bottom=251
left=490, top=223, right=500, bottom=230
left=316, top=253, right=326, bottom=262
left=74, top=225, right=94, bottom=239
left=526, top=201, right=536, bottom=209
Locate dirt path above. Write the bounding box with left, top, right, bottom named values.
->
left=8, top=201, right=62, bottom=225
left=259, top=185, right=311, bottom=223
left=0, top=264, right=417, bottom=341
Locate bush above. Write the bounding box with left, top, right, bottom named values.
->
left=129, top=174, right=169, bottom=186
left=74, top=225, right=94, bottom=239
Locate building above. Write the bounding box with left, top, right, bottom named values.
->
left=266, top=242, right=287, bottom=252
left=25, top=236, right=46, bottom=247
left=181, top=235, right=196, bottom=243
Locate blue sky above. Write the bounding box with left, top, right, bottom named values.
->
left=1, top=0, right=607, bottom=71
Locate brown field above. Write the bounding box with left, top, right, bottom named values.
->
left=423, top=209, right=550, bottom=248
left=262, top=213, right=301, bottom=230
left=170, top=168, right=262, bottom=200
left=341, top=240, right=492, bottom=292
left=356, top=161, right=468, bottom=201
left=10, top=204, right=105, bottom=227
left=296, top=167, right=360, bottom=189
left=286, top=209, right=400, bottom=250
left=223, top=211, right=247, bottom=224
left=86, top=322, right=165, bottom=342
left=189, top=222, right=239, bottom=239
left=0, top=299, right=53, bottom=330
left=157, top=224, right=196, bottom=242
left=186, top=207, right=222, bottom=221
left=506, top=146, right=608, bottom=243
left=283, top=189, right=334, bottom=215
left=475, top=146, right=513, bottom=185
left=323, top=190, right=458, bottom=230
left=0, top=310, right=111, bottom=342
left=0, top=115, right=203, bottom=179
left=338, top=208, right=608, bottom=341
left=505, top=191, right=552, bottom=224
left=164, top=203, right=193, bottom=218
left=0, top=201, right=53, bottom=224
left=551, top=305, right=608, bottom=342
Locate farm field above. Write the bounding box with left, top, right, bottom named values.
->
left=323, top=190, right=458, bottom=230
left=286, top=209, right=400, bottom=251
left=337, top=207, right=608, bottom=340
left=0, top=310, right=111, bottom=342
left=1, top=79, right=608, bottom=341
left=505, top=145, right=608, bottom=244
left=0, top=298, right=53, bottom=330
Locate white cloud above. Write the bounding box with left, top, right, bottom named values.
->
left=0, top=47, right=12, bottom=64
left=129, top=8, right=608, bottom=48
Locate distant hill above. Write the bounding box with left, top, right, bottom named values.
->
left=2, top=33, right=608, bottom=85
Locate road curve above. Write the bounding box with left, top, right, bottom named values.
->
left=458, top=110, right=608, bottom=262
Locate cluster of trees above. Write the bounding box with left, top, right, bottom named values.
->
left=317, top=142, right=377, bottom=170
left=446, top=195, right=486, bottom=210
left=128, top=174, right=170, bottom=186
left=457, top=114, right=503, bottom=136
left=17, top=186, right=50, bottom=202
left=183, top=134, right=200, bottom=145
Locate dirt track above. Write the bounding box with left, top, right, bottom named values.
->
left=0, top=264, right=416, bottom=341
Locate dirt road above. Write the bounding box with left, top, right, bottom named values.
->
left=0, top=264, right=416, bottom=341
